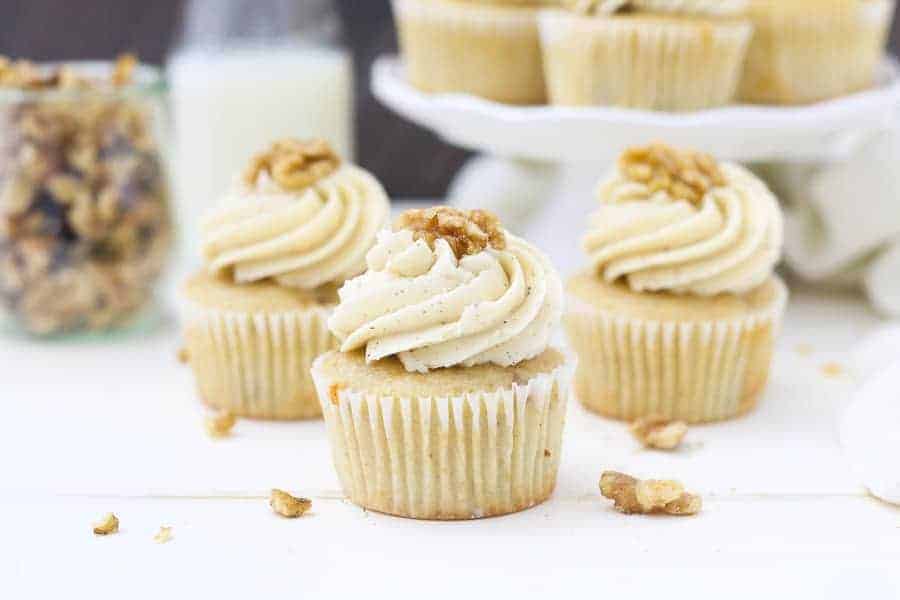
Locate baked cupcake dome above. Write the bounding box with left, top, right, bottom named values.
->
left=313, top=207, right=573, bottom=519
left=564, top=143, right=787, bottom=423
left=539, top=0, right=753, bottom=110
left=393, top=0, right=549, bottom=104
left=182, top=139, right=390, bottom=420
left=738, top=0, right=896, bottom=105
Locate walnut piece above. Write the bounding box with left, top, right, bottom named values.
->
left=205, top=411, right=236, bottom=438
left=270, top=489, right=312, bottom=518
left=396, top=206, right=506, bottom=259
left=600, top=471, right=702, bottom=516
left=0, top=53, right=136, bottom=90
left=619, top=142, right=726, bottom=205
left=153, top=526, right=172, bottom=544
left=243, top=138, right=340, bottom=190
left=92, top=513, right=119, bottom=535
left=630, top=415, right=688, bottom=450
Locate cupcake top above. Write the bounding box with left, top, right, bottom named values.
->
left=202, top=139, right=390, bottom=290
left=568, top=0, right=748, bottom=16
left=583, top=143, right=783, bottom=297
left=328, top=207, right=564, bottom=373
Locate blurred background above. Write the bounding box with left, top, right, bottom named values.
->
left=0, top=0, right=472, bottom=198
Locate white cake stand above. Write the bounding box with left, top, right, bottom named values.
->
left=371, top=54, right=900, bottom=270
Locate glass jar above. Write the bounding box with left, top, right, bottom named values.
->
left=0, top=59, right=172, bottom=335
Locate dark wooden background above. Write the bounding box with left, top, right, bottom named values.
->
left=2, top=0, right=899, bottom=198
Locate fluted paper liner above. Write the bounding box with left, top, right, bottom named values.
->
left=738, top=0, right=895, bottom=104
left=312, top=355, right=574, bottom=520
left=184, top=301, right=337, bottom=420
left=539, top=11, right=752, bottom=110
left=392, top=0, right=546, bottom=105
left=564, top=279, right=787, bottom=423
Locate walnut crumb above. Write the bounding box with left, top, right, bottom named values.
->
left=243, top=138, right=340, bottom=190
left=600, top=471, right=701, bottom=516
left=153, top=526, right=172, bottom=544
left=93, top=513, right=119, bottom=535
left=619, top=142, right=726, bottom=205
left=328, top=383, right=346, bottom=406
left=205, top=411, right=236, bottom=438
left=177, top=347, right=190, bottom=364
left=630, top=415, right=688, bottom=450
left=396, top=207, right=506, bottom=259
left=270, top=489, right=312, bottom=518
left=544, top=449, right=552, bottom=458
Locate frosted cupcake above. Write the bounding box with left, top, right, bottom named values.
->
left=182, top=139, right=390, bottom=419
left=564, top=143, right=787, bottom=423
left=392, top=0, right=549, bottom=104
left=312, top=207, right=572, bottom=519
left=539, top=0, right=753, bottom=110
left=738, top=0, right=895, bottom=105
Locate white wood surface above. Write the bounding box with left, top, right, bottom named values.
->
left=3, top=206, right=900, bottom=598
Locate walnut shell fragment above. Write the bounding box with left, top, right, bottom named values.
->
left=630, top=415, right=688, bottom=450
left=270, top=489, right=312, bottom=518
left=600, top=471, right=702, bottom=516
left=92, top=513, right=119, bottom=535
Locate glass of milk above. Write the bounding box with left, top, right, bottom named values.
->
left=167, top=0, right=354, bottom=256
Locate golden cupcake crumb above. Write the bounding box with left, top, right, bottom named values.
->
left=270, top=489, right=312, bottom=518
left=92, top=513, right=119, bottom=536
left=243, top=138, right=340, bottom=190
left=205, top=411, right=236, bottom=438
left=328, top=383, right=346, bottom=406
left=396, top=206, right=506, bottom=259
left=600, top=471, right=701, bottom=516
left=153, top=526, right=172, bottom=544
left=821, top=362, right=845, bottom=379
left=177, top=347, right=190, bottom=364
left=620, top=143, right=726, bottom=205
left=630, top=415, right=688, bottom=450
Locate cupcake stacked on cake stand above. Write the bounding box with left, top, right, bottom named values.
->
left=374, top=0, right=900, bottom=272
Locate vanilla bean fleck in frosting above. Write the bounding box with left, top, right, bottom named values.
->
left=569, top=0, right=747, bottom=16
left=329, top=207, right=563, bottom=373
left=583, top=143, right=783, bottom=296
left=202, top=139, right=390, bottom=290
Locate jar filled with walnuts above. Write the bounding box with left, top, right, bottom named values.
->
left=0, top=55, right=172, bottom=335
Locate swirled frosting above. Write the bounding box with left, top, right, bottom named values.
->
left=571, top=0, right=747, bottom=16
left=583, top=144, right=783, bottom=296
left=202, top=140, right=390, bottom=290
left=328, top=208, right=564, bottom=373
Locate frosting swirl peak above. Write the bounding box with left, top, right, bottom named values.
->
left=329, top=208, right=563, bottom=373
left=583, top=143, right=783, bottom=296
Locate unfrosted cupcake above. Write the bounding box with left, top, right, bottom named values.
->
left=182, top=139, right=390, bottom=419
left=564, top=143, right=787, bottom=423
left=393, top=0, right=549, bottom=104
left=312, top=207, right=572, bottom=519
left=738, top=0, right=895, bottom=105
left=539, top=0, right=753, bottom=110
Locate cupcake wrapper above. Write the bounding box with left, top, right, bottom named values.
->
left=539, top=11, right=752, bottom=110
left=564, top=279, right=787, bottom=423
left=392, top=0, right=546, bottom=105
left=184, top=302, right=336, bottom=420
left=311, top=355, right=574, bottom=520
left=739, top=0, right=895, bottom=104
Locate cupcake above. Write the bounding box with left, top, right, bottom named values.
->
left=312, top=207, right=572, bottom=519
left=738, top=0, right=895, bottom=105
left=392, top=0, right=549, bottom=104
left=539, top=0, right=754, bottom=110
left=182, top=139, right=390, bottom=419
left=564, top=143, right=787, bottom=423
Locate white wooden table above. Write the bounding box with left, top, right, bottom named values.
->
left=3, top=205, right=900, bottom=598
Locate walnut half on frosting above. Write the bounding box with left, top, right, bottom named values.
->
left=619, top=142, right=726, bottom=205
left=395, top=206, right=507, bottom=259
left=243, top=138, right=341, bottom=191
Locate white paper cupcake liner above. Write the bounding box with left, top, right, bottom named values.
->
left=564, top=279, right=787, bottom=423
left=184, top=301, right=336, bottom=420
left=311, top=354, right=574, bottom=520
left=392, top=0, right=546, bottom=104
left=739, top=0, right=895, bottom=104
left=539, top=11, right=753, bottom=110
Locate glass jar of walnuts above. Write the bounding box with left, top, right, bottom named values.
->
left=0, top=55, right=172, bottom=335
